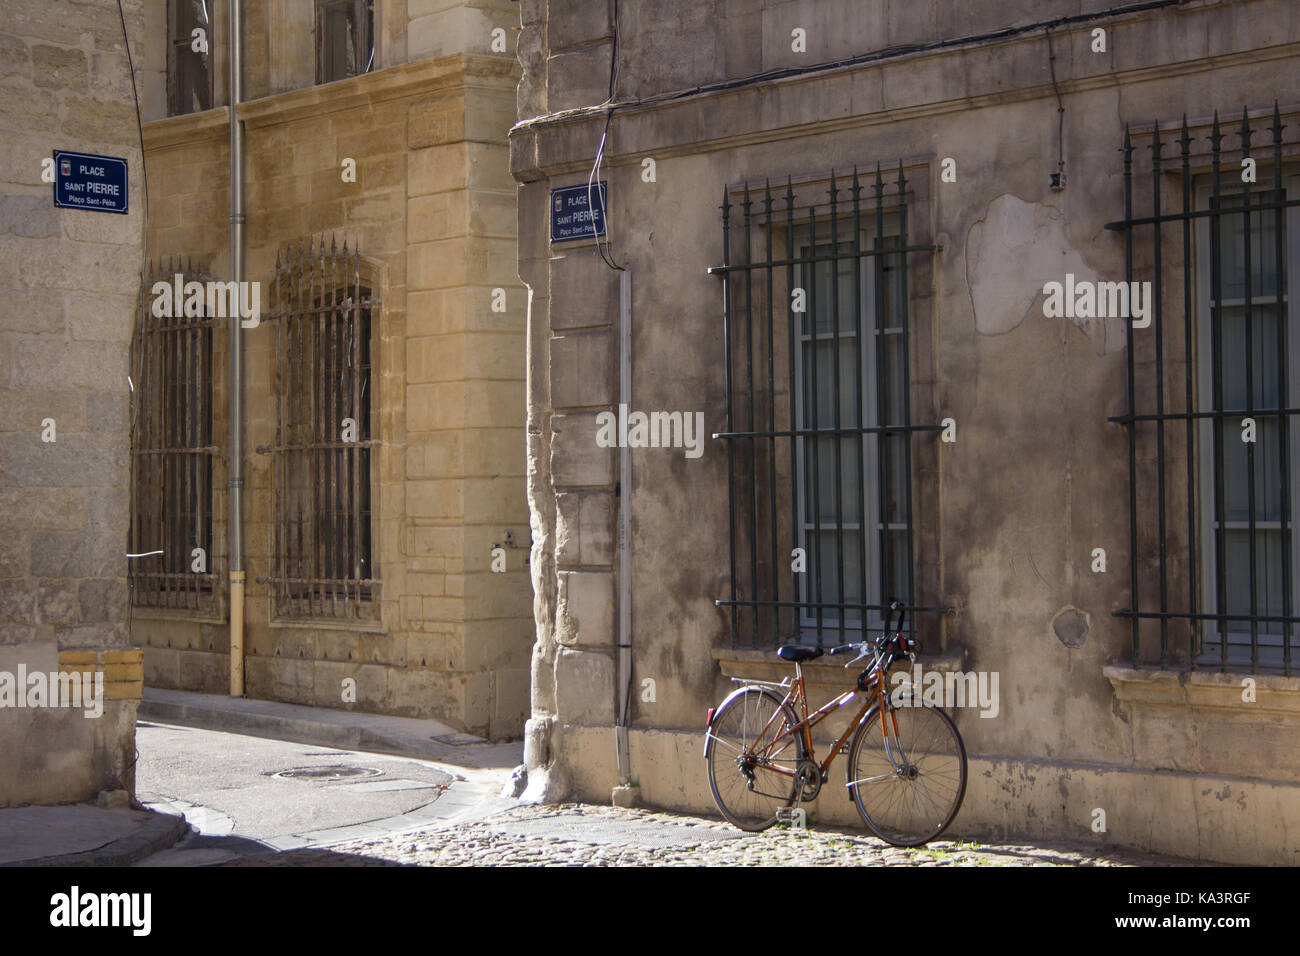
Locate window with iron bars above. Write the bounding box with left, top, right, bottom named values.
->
left=167, top=0, right=212, bottom=116
left=711, top=166, right=945, bottom=650
left=316, top=0, right=374, bottom=84
left=129, top=259, right=218, bottom=613
left=257, top=239, right=379, bottom=621
left=1109, top=104, right=1300, bottom=675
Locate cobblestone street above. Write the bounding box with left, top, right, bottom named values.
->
left=221, top=802, right=1201, bottom=867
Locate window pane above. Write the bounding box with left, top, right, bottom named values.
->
left=805, top=528, right=864, bottom=626
left=318, top=0, right=374, bottom=83
left=1200, top=187, right=1295, bottom=660
left=170, top=0, right=211, bottom=115
left=886, top=525, right=911, bottom=610
left=1220, top=529, right=1286, bottom=635
left=795, top=230, right=898, bottom=634
left=1218, top=201, right=1279, bottom=300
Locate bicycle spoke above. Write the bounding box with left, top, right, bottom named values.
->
left=847, top=772, right=895, bottom=787
left=848, top=703, right=967, bottom=846
left=706, top=687, right=804, bottom=831
left=705, top=731, right=743, bottom=756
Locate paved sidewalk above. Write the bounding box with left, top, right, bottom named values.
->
left=3, top=690, right=521, bottom=866
left=0, top=803, right=188, bottom=867
left=129, top=691, right=523, bottom=865
left=139, top=688, right=520, bottom=769
left=133, top=723, right=520, bottom=866
left=220, top=802, right=1205, bottom=867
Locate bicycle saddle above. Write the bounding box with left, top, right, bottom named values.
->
left=776, top=645, right=823, bottom=662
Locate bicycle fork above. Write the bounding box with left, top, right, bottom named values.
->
left=845, top=702, right=914, bottom=799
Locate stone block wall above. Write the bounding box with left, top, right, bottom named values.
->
left=512, top=0, right=1300, bottom=861
left=0, top=0, right=146, bottom=806
left=134, top=47, right=530, bottom=739
left=133, top=0, right=521, bottom=123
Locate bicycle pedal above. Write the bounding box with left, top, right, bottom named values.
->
left=776, top=807, right=807, bottom=830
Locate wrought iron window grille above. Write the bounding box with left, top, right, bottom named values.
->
left=255, top=237, right=380, bottom=621
left=1107, top=103, right=1300, bottom=675
left=711, top=165, right=947, bottom=651
left=130, top=258, right=219, bottom=614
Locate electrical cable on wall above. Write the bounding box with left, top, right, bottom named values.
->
left=557, top=3, right=1188, bottom=262
left=522, top=0, right=1185, bottom=138
left=1045, top=26, right=1067, bottom=190
left=116, top=0, right=149, bottom=218
left=588, top=0, right=624, bottom=272
left=118, top=0, right=152, bottom=636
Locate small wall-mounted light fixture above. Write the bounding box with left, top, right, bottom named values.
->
left=1050, top=171, right=1067, bottom=191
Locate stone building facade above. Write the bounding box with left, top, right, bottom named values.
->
left=513, top=0, right=1300, bottom=862
left=0, top=0, right=146, bottom=805
left=130, top=0, right=530, bottom=739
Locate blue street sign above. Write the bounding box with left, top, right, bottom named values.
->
left=53, top=149, right=128, bottom=214
left=550, top=181, right=607, bottom=242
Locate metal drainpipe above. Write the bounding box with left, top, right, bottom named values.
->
left=615, top=270, right=632, bottom=782
left=228, top=0, right=246, bottom=697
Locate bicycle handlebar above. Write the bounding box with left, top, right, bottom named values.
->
left=827, top=600, right=910, bottom=655
left=824, top=602, right=919, bottom=679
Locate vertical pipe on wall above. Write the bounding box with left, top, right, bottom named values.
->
left=228, top=0, right=246, bottom=697
left=616, top=269, right=633, bottom=783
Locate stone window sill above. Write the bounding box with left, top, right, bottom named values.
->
left=713, top=646, right=965, bottom=686
left=1104, top=665, right=1300, bottom=717
left=132, top=605, right=225, bottom=626
left=269, top=617, right=387, bottom=634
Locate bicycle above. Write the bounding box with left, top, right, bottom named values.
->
left=703, top=601, right=967, bottom=846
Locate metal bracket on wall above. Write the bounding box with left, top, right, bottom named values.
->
left=494, top=529, right=533, bottom=567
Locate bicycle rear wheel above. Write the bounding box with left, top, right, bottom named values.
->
left=705, top=685, right=805, bottom=831
left=846, top=700, right=967, bottom=846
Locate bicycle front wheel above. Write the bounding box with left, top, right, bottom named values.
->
left=705, top=685, right=805, bottom=831
left=846, top=700, right=967, bottom=846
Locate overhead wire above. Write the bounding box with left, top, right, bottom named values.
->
left=520, top=0, right=1188, bottom=137
left=115, top=0, right=149, bottom=219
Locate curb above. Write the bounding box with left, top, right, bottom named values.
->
left=259, top=779, right=518, bottom=852
left=134, top=771, right=519, bottom=865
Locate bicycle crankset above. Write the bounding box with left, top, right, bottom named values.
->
left=796, top=759, right=823, bottom=800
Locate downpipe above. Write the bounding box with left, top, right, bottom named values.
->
left=228, top=0, right=246, bottom=696
left=615, top=269, right=632, bottom=782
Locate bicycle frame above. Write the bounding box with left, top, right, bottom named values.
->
left=706, top=603, right=965, bottom=843
left=741, top=660, right=904, bottom=782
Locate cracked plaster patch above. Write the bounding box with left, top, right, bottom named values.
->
left=964, top=194, right=1126, bottom=354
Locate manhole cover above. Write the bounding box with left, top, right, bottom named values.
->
left=269, top=765, right=383, bottom=781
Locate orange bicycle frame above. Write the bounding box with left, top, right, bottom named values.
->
left=749, top=663, right=897, bottom=779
